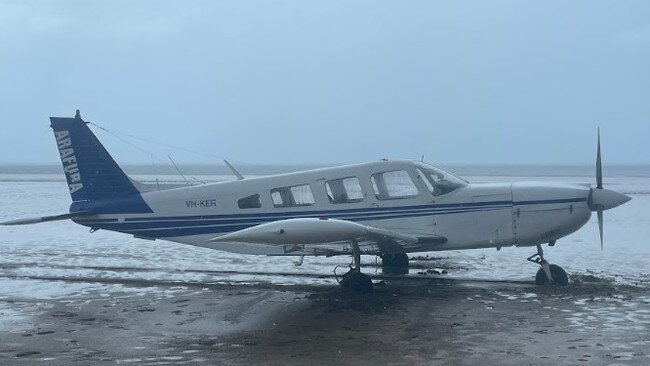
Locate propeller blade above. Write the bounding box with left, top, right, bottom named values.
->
left=596, top=127, right=603, bottom=189
left=597, top=209, right=604, bottom=251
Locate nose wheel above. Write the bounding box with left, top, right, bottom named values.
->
left=527, top=243, right=568, bottom=286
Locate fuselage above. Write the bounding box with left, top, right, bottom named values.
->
left=73, top=160, right=594, bottom=256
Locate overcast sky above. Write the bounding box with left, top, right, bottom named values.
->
left=1, top=1, right=648, bottom=166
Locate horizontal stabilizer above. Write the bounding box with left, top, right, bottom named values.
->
left=1, top=212, right=91, bottom=226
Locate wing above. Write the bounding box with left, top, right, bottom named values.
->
left=207, top=218, right=447, bottom=256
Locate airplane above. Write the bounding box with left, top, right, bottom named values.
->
left=1, top=111, right=632, bottom=292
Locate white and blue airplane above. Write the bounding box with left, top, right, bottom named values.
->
left=2, top=112, right=631, bottom=292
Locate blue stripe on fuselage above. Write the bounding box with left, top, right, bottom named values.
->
left=128, top=200, right=513, bottom=221
left=87, top=207, right=506, bottom=238
left=77, top=201, right=513, bottom=227
left=512, top=197, right=587, bottom=206
left=75, top=197, right=586, bottom=238
left=87, top=205, right=506, bottom=232
left=94, top=204, right=509, bottom=228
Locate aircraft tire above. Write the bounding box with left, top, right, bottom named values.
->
left=341, top=271, right=373, bottom=293
left=381, top=253, right=409, bottom=268
left=535, top=264, right=569, bottom=286
left=381, top=253, right=409, bottom=275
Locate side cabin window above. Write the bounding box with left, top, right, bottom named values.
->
left=415, top=166, right=465, bottom=196
left=325, top=177, right=364, bottom=204
left=238, top=194, right=261, bottom=209
left=271, top=184, right=315, bottom=208
left=371, top=170, right=419, bottom=200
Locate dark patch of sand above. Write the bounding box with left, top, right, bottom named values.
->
left=0, top=278, right=648, bottom=365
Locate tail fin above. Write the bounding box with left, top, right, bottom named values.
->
left=50, top=112, right=151, bottom=213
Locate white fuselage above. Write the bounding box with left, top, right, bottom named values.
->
left=74, top=161, right=593, bottom=256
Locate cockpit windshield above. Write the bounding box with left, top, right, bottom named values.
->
left=413, top=162, right=467, bottom=196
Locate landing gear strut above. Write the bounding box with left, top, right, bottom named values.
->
left=381, top=253, right=409, bottom=275
left=340, top=240, right=373, bottom=293
left=527, top=243, right=568, bottom=286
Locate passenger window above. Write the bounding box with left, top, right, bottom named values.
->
left=270, top=184, right=314, bottom=207
left=325, top=177, right=364, bottom=204
left=238, top=194, right=261, bottom=209
left=271, top=189, right=290, bottom=207
left=371, top=170, right=419, bottom=200
left=290, top=184, right=315, bottom=206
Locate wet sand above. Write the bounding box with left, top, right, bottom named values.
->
left=2, top=174, right=649, bottom=364
left=1, top=275, right=648, bottom=365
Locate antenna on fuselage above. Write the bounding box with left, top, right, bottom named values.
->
left=224, top=159, right=245, bottom=180
left=151, top=154, right=160, bottom=191
left=167, top=154, right=189, bottom=185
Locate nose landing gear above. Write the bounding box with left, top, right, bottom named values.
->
left=527, top=243, right=568, bottom=286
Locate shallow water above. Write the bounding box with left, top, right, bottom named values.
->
left=0, top=167, right=648, bottom=307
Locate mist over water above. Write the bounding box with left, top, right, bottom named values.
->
left=2, top=163, right=650, bottom=182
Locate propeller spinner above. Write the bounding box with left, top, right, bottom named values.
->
left=587, top=128, right=631, bottom=250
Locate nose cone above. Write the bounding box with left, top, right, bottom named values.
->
left=589, top=188, right=632, bottom=211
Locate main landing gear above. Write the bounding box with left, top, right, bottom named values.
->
left=340, top=240, right=373, bottom=293
left=527, top=242, right=568, bottom=286
left=380, top=253, right=409, bottom=275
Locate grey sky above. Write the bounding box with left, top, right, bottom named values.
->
left=1, top=0, right=648, bottom=166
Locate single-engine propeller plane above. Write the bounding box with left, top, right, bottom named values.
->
left=2, top=112, right=631, bottom=292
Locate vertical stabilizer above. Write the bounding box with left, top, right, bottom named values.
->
left=50, top=112, right=151, bottom=213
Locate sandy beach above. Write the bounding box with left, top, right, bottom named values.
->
left=1, top=273, right=648, bottom=365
